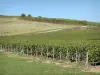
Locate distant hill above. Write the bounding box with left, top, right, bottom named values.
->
left=0, top=15, right=19, bottom=18
left=0, top=15, right=100, bottom=27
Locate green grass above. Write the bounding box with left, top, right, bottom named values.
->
left=0, top=52, right=100, bottom=75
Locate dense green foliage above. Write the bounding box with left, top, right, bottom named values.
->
left=28, top=14, right=32, bottom=17
left=0, top=30, right=100, bottom=63
left=20, top=13, right=26, bottom=17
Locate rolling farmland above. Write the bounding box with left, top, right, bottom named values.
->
left=0, top=16, right=100, bottom=75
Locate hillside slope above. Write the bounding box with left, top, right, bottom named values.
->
left=0, top=17, right=78, bottom=36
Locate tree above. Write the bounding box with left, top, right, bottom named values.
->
left=28, top=14, right=32, bottom=17
left=37, top=16, right=42, bottom=21
left=20, top=13, right=26, bottom=17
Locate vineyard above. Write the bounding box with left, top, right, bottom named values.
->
left=0, top=16, right=100, bottom=75
left=0, top=29, right=100, bottom=66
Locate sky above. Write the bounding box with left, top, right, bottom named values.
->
left=0, top=0, right=100, bottom=22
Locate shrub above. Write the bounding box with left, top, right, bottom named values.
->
left=20, top=13, right=26, bottom=17
left=28, top=14, right=32, bottom=17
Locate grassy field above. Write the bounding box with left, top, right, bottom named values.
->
left=0, top=52, right=100, bottom=75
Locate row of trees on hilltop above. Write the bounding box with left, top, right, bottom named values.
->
left=20, top=13, right=100, bottom=26
left=20, top=13, right=32, bottom=17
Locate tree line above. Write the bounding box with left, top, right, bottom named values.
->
left=19, top=13, right=100, bottom=26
